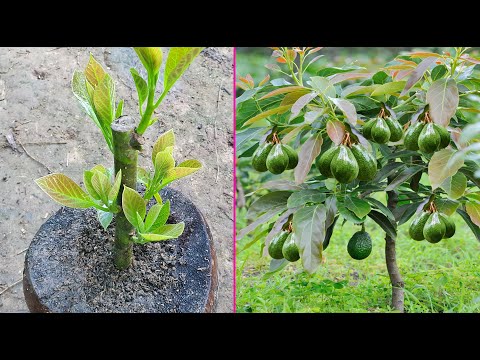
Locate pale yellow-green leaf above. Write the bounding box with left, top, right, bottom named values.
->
left=122, top=186, right=146, bottom=229
left=97, top=210, right=113, bottom=230
left=144, top=203, right=162, bottom=232
left=93, top=74, right=115, bottom=126
left=108, top=169, right=122, bottom=203
left=165, top=160, right=202, bottom=183
left=91, top=171, right=111, bottom=205
left=85, top=54, right=106, bottom=87
left=150, top=200, right=170, bottom=231
left=83, top=170, right=101, bottom=200
left=154, top=151, right=175, bottom=179
left=134, top=47, right=163, bottom=75
left=371, top=81, right=407, bottom=97
left=137, top=166, right=151, bottom=185
left=466, top=202, right=480, bottom=227
left=428, top=148, right=465, bottom=190
left=130, top=68, right=148, bottom=107
left=440, top=172, right=467, bottom=200
left=164, top=48, right=203, bottom=95
left=136, top=212, right=145, bottom=233
left=242, top=105, right=292, bottom=127
left=152, top=130, right=175, bottom=162
left=140, top=222, right=185, bottom=242
left=36, top=173, right=93, bottom=209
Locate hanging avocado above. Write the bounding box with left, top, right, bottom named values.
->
left=351, top=144, right=377, bottom=181
left=330, top=145, right=359, bottom=183
left=266, top=143, right=289, bottom=174
left=252, top=142, right=273, bottom=172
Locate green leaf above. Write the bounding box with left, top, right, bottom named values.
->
left=91, top=171, right=111, bottom=205
left=115, top=99, right=124, bottom=118
left=152, top=130, right=175, bottom=162
left=122, top=186, right=146, bottom=229
left=292, top=204, right=327, bottom=274
left=368, top=210, right=397, bottom=240
left=262, top=259, right=289, bottom=279
left=457, top=209, right=480, bottom=242
left=85, top=54, right=106, bottom=87
left=373, top=162, right=405, bottom=183
left=163, top=47, right=203, bottom=97
left=434, top=198, right=460, bottom=216
left=337, top=200, right=365, bottom=223
left=247, top=191, right=292, bottom=219
left=134, top=47, right=163, bottom=75
left=426, top=78, right=459, bottom=126
left=431, top=65, right=448, bottom=81
left=294, top=133, right=323, bottom=185
left=83, top=170, right=101, bottom=200
left=287, top=190, right=326, bottom=208
left=140, top=222, right=185, bottom=242
left=428, top=149, right=464, bottom=190
left=136, top=212, right=145, bottom=233
left=108, top=170, right=122, bottom=203
left=371, top=81, right=406, bottom=96
left=385, top=165, right=424, bottom=191
left=97, top=210, right=113, bottom=230
left=345, top=196, right=371, bottom=218
left=154, top=150, right=176, bottom=179
left=130, top=68, right=148, bottom=107
left=440, top=172, right=467, bottom=200
left=394, top=202, right=421, bottom=225
left=317, top=65, right=365, bottom=77
left=309, top=76, right=335, bottom=98
left=372, top=71, right=389, bottom=84
left=242, top=105, right=292, bottom=127
left=150, top=200, right=170, bottom=231
left=36, top=173, right=94, bottom=209
left=364, top=197, right=396, bottom=222
left=144, top=204, right=162, bottom=232
left=290, top=92, right=317, bottom=118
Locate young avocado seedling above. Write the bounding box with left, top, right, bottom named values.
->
left=36, top=47, right=203, bottom=270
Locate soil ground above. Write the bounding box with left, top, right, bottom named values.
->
left=0, top=47, right=233, bottom=312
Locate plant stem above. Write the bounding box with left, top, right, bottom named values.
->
left=111, top=116, right=141, bottom=270
left=385, top=170, right=405, bottom=312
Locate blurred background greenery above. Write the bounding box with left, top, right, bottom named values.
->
left=236, top=47, right=480, bottom=313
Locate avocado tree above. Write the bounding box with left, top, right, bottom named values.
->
left=236, top=47, right=480, bottom=312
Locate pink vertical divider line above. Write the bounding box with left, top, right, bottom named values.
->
left=232, top=47, right=237, bottom=313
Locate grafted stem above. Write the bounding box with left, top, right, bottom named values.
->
left=111, top=116, right=141, bottom=270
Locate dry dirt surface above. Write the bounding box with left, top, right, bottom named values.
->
left=0, top=47, right=233, bottom=312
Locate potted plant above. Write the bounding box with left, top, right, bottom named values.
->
left=24, top=47, right=218, bottom=313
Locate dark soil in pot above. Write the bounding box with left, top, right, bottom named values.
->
left=23, top=187, right=217, bottom=313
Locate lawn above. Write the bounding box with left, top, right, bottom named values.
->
left=236, top=207, right=480, bottom=313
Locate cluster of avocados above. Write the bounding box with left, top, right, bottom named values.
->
left=404, top=112, right=450, bottom=153
left=252, top=132, right=299, bottom=174
left=363, top=114, right=403, bottom=144
left=409, top=203, right=455, bottom=243
left=316, top=132, right=377, bottom=183
left=268, top=221, right=300, bottom=262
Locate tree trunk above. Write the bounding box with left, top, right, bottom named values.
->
left=111, top=116, right=141, bottom=270
left=385, top=180, right=405, bottom=312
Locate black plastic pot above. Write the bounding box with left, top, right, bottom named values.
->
left=23, top=187, right=217, bottom=313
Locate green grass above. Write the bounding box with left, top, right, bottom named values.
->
left=236, top=208, right=480, bottom=313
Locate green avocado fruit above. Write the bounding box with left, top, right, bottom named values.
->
left=423, top=212, right=446, bottom=243
left=409, top=211, right=430, bottom=241
left=362, top=119, right=375, bottom=139
left=282, top=144, right=299, bottom=170
left=384, top=116, right=403, bottom=142
left=268, top=231, right=289, bottom=259
left=330, top=145, right=359, bottom=183
left=439, top=213, right=456, bottom=239
left=433, top=124, right=451, bottom=150
left=347, top=231, right=372, bottom=260
left=404, top=121, right=425, bottom=151
left=282, top=233, right=300, bottom=262
left=252, top=142, right=273, bottom=172
left=266, top=143, right=289, bottom=174
left=350, top=144, right=377, bottom=181
left=370, top=118, right=391, bottom=144
left=418, top=123, right=441, bottom=153
left=316, top=146, right=340, bottom=178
